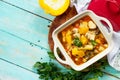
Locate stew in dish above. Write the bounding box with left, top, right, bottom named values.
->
left=58, top=16, right=108, bottom=65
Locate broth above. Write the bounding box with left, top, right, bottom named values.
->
left=58, top=16, right=108, bottom=65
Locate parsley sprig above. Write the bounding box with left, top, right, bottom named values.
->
left=73, top=38, right=82, bottom=47
left=34, top=52, right=108, bottom=80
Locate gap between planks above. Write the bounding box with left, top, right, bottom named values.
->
left=0, top=56, right=120, bottom=80
left=0, top=29, right=49, bottom=51
left=0, top=0, right=120, bottom=79
left=0, top=58, right=37, bottom=75
left=102, top=71, right=120, bottom=79
left=0, top=0, right=53, bottom=22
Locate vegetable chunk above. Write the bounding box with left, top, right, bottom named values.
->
left=58, top=16, right=108, bottom=65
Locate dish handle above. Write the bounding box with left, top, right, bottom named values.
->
left=96, top=15, right=113, bottom=40
left=53, top=44, right=69, bottom=65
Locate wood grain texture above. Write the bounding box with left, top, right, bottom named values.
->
left=0, top=1, right=50, bottom=49
left=1, top=0, right=54, bottom=21
left=104, top=66, right=120, bottom=79
left=0, top=0, right=120, bottom=80
left=0, top=59, right=119, bottom=80
left=0, top=30, right=50, bottom=71
left=0, top=59, right=39, bottom=80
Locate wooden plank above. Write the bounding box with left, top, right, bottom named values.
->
left=100, top=75, right=120, bottom=80
left=0, top=29, right=120, bottom=80
left=0, top=30, right=50, bottom=71
left=0, top=59, right=119, bottom=80
left=1, top=0, right=54, bottom=21
left=0, top=1, right=50, bottom=49
left=104, top=66, right=120, bottom=79
left=0, top=1, right=120, bottom=79
left=0, top=59, right=39, bottom=80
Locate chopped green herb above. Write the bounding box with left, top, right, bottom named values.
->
left=73, top=38, right=82, bottom=47
left=47, top=51, right=55, bottom=59
left=91, top=40, right=97, bottom=46
left=34, top=51, right=109, bottom=80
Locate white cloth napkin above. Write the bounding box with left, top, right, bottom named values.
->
left=107, top=32, right=120, bottom=71
left=71, top=0, right=120, bottom=71
left=70, top=0, right=91, bottom=13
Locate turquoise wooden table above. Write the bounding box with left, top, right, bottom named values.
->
left=0, top=0, right=120, bottom=80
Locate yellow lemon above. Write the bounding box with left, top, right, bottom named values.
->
left=39, top=0, right=70, bottom=16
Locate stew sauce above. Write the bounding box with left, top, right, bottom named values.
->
left=58, top=16, right=108, bottom=65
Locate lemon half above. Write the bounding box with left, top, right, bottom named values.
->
left=39, top=0, right=70, bottom=16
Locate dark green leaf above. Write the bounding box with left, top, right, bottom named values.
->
left=48, top=51, right=55, bottom=59
left=88, top=77, right=98, bottom=80
left=34, top=62, right=40, bottom=68
left=53, top=77, right=62, bottom=80
left=73, top=38, right=82, bottom=47
left=33, top=51, right=108, bottom=80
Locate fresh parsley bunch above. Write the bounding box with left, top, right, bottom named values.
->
left=34, top=52, right=108, bottom=80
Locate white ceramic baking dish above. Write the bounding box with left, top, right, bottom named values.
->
left=52, top=10, right=114, bottom=71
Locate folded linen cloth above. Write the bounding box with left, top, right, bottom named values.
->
left=71, top=0, right=91, bottom=13
left=71, top=0, right=120, bottom=71
left=107, top=31, right=120, bottom=71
